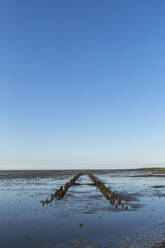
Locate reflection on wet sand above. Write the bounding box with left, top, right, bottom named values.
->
left=0, top=170, right=165, bottom=247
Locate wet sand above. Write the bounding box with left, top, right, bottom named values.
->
left=0, top=169, right=165, bottom=247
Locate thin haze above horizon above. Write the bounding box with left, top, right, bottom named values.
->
left=1, top=0, right=165, bottom=169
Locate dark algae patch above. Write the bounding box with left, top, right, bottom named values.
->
left=153, top=242, right=165, bottom=248
left=152, top=185, right=165, bottom=188
left=134, top=168, right=165, bottom=178
left=134, top=174, right=165, bottom=177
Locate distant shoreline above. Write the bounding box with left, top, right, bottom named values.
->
left=0, top=167, right=165, bottom=172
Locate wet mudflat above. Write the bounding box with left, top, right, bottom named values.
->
left=0, top=170, right=165, bottom=247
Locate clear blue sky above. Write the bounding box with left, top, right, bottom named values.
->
left=1, top=0, right=165, bottom=169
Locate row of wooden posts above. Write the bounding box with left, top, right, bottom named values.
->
left=88, top=173, right=128, bottom=210
left=41, top=173, right=82, bottom=206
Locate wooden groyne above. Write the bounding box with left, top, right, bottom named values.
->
left=88, top=173, right=128, bottom=210
left=41, top=173, right=82, bottom=206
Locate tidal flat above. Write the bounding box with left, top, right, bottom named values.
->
left=0, top=169, right=165, bottom=248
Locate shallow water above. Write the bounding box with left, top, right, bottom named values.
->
left=0, top=170, right=165, bottom=247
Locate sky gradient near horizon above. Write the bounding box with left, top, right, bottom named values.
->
left=1, top=0, right=165, bottom=169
